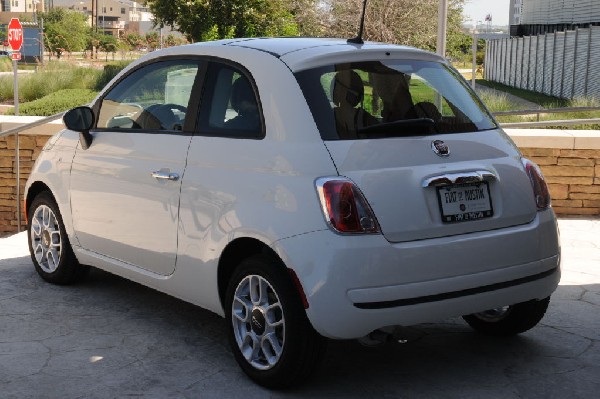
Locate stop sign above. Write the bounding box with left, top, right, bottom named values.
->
left=8, top=18, right=23, bottom=51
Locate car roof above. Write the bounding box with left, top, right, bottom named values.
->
left=147, top=37, right=446, bottom=73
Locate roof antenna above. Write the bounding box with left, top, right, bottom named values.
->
left=348, top=0, right=368, bottom=44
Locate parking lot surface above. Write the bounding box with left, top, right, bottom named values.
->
left=1, top=218, right=599, bottom=398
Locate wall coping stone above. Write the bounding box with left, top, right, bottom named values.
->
left=1, top=116, right=600, bottom=149
left=505, top=129, right=600, bottom=150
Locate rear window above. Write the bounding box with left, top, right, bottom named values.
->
left=294, top=60, right=497, bottom=140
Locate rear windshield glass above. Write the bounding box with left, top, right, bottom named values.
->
left=294, top=60, right=497, bottom=140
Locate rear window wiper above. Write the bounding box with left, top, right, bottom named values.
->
left=358, top=118, right=436, bottom=136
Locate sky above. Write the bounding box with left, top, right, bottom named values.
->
left=462, top=0, right=511, bottom=27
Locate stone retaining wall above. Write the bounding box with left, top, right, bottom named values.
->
left=521, top=148, right=600, bottom=216
left=1, top=122, right=599, bottom=237
left=0, top=134, right=49, bottom=236
left=510, top=129, right=600, bottom=217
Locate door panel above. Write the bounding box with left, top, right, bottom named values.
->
left=70, top=132, right=191, bottom=275
left=69, top=59, right=202, bottom=276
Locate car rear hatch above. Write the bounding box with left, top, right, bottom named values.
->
left=324, top=130, right=537, bottom=243
left=293, top=56, right=538, bottom=242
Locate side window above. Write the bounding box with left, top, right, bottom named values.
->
left=97, top=60, right=199, bottom=132
left=198, top=63, right=262, bottom=138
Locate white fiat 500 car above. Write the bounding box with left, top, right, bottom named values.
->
left=25, top=38, right=560, bottom=388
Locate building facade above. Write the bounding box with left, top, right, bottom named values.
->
left=46, top=0, right=152, bottom=36
left=0, top=0, right=44, bottom=13
left=509, top=0, right=523, bottom=26
left=512, top=0, right=600, bottom=36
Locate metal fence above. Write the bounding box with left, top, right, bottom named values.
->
left=485, top=26, right=600, bottom=100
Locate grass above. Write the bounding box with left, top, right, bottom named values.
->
left=0, top=57, right=13, bottom=72
left=5, top=89, right=98, bottom=116
left=479, top=90, right=600, bottom=129
left=0, top=61, right=130, bottom=102
left=0, top=61, right=102, bottom=102
left=475, top=79, right=569, bottom=108
left=477, top=90, right=514, bottom=113
left=0, top=61, right=129, bottom=115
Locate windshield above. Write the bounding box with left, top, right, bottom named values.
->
left=295, top=60, right=497, bottom=140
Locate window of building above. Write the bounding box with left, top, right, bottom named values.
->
left=121, top=7, right=125, bottom=14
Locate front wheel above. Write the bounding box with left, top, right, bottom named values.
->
left=225, top=255, right=326, bottom=389
left=463, top=296, right=551, bottom=336
left=27, top=192, right=88, bottom=284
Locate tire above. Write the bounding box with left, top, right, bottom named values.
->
left=463, top=296, right=551, bottom=336
left=27, top=192, right=89, bottom=285
left=225, top=254, right=327, bottom=389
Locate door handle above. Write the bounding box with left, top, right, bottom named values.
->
left=151, top=170, right=180, bottom=181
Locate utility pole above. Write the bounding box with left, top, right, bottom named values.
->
left=436, top=0, right=448, bottom=58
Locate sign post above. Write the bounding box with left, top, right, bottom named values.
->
left=8, top=18, right=23, bottom=232
left=8, top=18, right=23, bottom=115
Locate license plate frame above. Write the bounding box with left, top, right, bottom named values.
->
left=436, top=182, right=494, bottom=223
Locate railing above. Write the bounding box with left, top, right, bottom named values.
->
left=1, top=106, right=599, bottom=235
left=0, top=112, right=65, bottom=233
left=493, top=106, right=600, bottom=128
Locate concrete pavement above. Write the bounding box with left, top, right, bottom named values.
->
left=1, top=218, right=599, bottom=398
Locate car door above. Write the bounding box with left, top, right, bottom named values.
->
left=70, top=59, right=203, bottom=276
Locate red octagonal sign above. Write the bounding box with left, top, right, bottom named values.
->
left=8, top=18, right=23, bottom=52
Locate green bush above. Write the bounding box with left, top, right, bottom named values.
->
left=5, top=89, right=97, bottom=116
left=94, top=61, right=131, bottom=91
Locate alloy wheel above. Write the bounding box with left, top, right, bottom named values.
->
left=231, top=274, right=285, bottom=370
left=30, top=205, right=62, bottom=273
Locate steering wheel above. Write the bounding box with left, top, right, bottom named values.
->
left=146, top=103, right=188, bottom=130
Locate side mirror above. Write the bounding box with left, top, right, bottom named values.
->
left=63, top=106, right=95, bottom=150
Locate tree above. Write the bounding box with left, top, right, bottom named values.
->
left=121, top=31, right=144, bottom=51
left=144, top=0, right=299, bottom=42
left=98, top=33, right=118, bottom=61
left=326, top=0, right=465, bottom=54
left=288, top=0, right=329, bottom=37
left=163, top=33, right=187, bottom=48
left=144, top=0, right=467, bottom=56
left=144, top=32, right=160, bottom=51
left=42, top=8, right=90, bottom=59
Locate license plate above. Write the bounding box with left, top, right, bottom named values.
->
left=437, top=182, right=493, bottom=223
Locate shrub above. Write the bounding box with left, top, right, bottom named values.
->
left=5, top=89, right=98, bottom=116
left=94, top=61, right=131, bottom=91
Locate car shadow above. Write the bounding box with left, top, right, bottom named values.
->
left=1, top=257, right=598, bottom=398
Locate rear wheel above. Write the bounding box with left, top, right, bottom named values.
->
left=27, top=192, right=88, bottom=284
left=225, top=254, right=326, bottom=389
left=463, top=296, right=551, bottom=336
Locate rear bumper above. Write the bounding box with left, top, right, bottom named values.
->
left=275, top=209, right=560, bottom=339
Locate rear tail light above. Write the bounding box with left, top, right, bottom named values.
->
left=522, top=158, right=551, bottom=210
left=316, top=177, right=380, bottom=234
